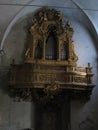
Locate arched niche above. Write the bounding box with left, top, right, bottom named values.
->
left=61, top=42, right=68, bottom=60
left=45, top=27, right=57, bottom=60
left=35, top=40, right=42, bottom=59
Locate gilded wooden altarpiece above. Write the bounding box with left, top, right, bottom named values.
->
left=9, top=8, right=95, bottom=103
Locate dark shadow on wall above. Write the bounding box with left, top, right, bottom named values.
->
left=79, top=116, right=96, bottom=130
left=0, top=66, right=9, bottom=94
left=31, top=98, right=70, bottom=130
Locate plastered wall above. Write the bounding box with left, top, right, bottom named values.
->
left=0, top=0, right=98, bottom=130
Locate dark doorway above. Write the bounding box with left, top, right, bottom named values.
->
left=33, top=100, right=70, bottom=130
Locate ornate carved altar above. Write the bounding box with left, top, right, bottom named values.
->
left=9, top=8, right=95, bottom=102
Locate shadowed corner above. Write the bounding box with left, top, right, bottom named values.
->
left=0, top=51, right=10, bottom=94
left=0, top=66, right=10, bottom=95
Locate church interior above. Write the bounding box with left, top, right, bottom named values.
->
left=0, top=0, right=98, bottom=130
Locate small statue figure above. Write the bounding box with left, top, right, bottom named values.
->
left=58, top=12, right=64, bottom=23
left=65, top=21, right=74, bottom=40
left=70, top=42, right=78, bottom=61
left=25, top=48, right=30, bottom=57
